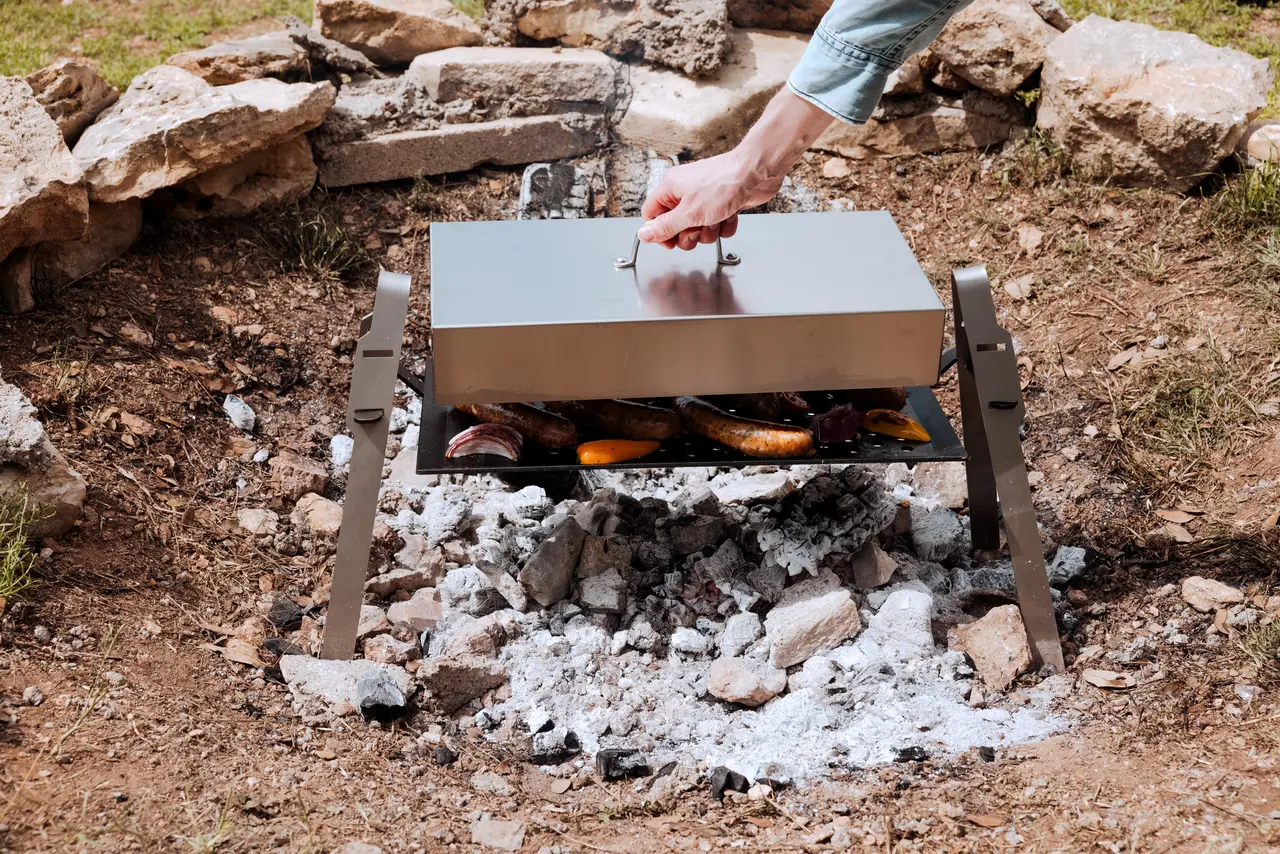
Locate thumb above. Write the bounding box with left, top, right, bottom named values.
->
left=638, top=206, right=695, bottom=244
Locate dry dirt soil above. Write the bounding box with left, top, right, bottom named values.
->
left=1, top=144, right=1279, bottom=853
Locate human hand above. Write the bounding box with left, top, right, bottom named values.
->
left=638, top=151, right=784, bottom=251
left=636, top=88, right=835, bottom=251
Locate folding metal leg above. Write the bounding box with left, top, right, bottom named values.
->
left=952, top=267, right=1064, bottom=672
left=320, top=270, right=411, bottom=660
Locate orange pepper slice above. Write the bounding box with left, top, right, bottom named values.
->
left=864, top=409, right=930, bottom=443
left=576, top=439, right=660, bottom=465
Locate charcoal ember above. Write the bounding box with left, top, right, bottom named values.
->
left=577, top=535, right=634, bottom=578
left=355, top=671, right=408, bottom=722
left=267, top=597, right=304, bottom=631
left=894, top=746, right=928, bottom=763
left=632, top=497, right=671, bottom=539
left=977, top=746, right=996, bottom=762
left=635, top=540, right=673, bottom=570
left=666, top=515, right=729, bottom=557
left=575, top=488, right=625, bottom=535
left=678, top=487, right=721, bottom=517
left=439, top=566, right=508, bottom=617
left=263, top=637, right=305, bottom=657
left=709, top=766, right=750, bottom=800
left=626, top=615, right=660, bottom=650
left=434, top=744, right=458, bottom=766
left=595, top=748, right=651, bottom=780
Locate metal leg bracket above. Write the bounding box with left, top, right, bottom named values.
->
left=953, top=266, right=1065, bottom=672
left=319, top=270, right=412, bottom=660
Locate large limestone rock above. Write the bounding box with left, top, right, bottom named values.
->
left=318, top=113, right=604, bottom=186
left=72, top=66, right=335, bottom=203
left=167, top=135, right=317, bottom=219
left=727, top=0, right=830, bottom=31
left=0, top=376, right=86, bottom=538
left=166, top=32, right=310, bottom=85
left=282, top=15, right=385, bottom=78
left=617, top=28, right=808, bottom=155
left=315, top=0, right=483, bottom=65
left=0, top=77, right=89, bottom=303
left=409, top=46, right=628, bottom=117
left=33, top=200, right=142, bottom=289
left=25, top=59, right=119, bottom=145
left=813, top=91, right=1026, bottom=159
left=1038, top=15, right=1272, bottom=191
left=516, top=0, right=732, bottom=78
left=931, top=0, right=1059, bottom=97
left=707, top=657, right=787, bottom=707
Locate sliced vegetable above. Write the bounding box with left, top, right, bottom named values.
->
left=839, top=387, right=908, bottom=412
left=446, top=424, right=523, bottom=460
left=864, top=408, right=930, bottom=443
left=811, top=404, right=862, bottom=444
left=576, top=439, right=660, bottom=465
left=778, top=392, right=811, bottom=413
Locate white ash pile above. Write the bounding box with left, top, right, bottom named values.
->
left=272, top=401, right=1080, bottom=785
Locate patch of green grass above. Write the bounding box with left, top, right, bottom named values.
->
left=0, top=0, right=314, bottom=90
left=1064, top=0, right=1280, bottom=114
left=272, top=199, right=370, bottom=282
left=0, top=493, right=42, bottom=602
left=1209, top=156, right=1280, bottom=232
left=453, top=0, right=485, bottom=19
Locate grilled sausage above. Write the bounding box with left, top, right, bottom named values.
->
left=546, top=399, right=683, bottom=441
left=455, top=403, right=578, bottom=449
left=675, top=396, right=814, bottom=459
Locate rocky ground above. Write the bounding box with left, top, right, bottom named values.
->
left=1, top=136, right=1279, bottom=851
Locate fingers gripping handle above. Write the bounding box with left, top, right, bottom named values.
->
left=614, top=233, right=742, bottom=270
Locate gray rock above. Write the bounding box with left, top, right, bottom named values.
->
left=470, top=819, right=525, bottom=852
left=911, top=462, right=969, bottom=510
left=595, top=747, right=651, bottom=779
left=72, top=66, right=335, bottom=204
left=25, top=58, right=119, bottom=145
left=0, top=77, right=88, bottom=312
left=362, top=633, right=420, bottom=664
left=578, top=569, right=628, bottom=614
left=23, top=685, right=43, bottom=706
left=282, top=15, right=384, bottom=77
left=0, top=376, right=86, bottom=537
left=707, top=657, right=786, bottom=707
left=477, top=561, right=529, bottom=612
left=165, top=135, right=317, bottom=221
left=387, top=587, right=443, bottom=631
left=719, top=611, right=763, bottom=657
left=530, top=725, right=580, bottom=764
left=967, top=563, right=1016, bottom=591
left=857, top=589, right=935, bottom=662
left=418, top=654, right=507, bottom=713
left=931, top=0, right=1060, bottom=96
left=279, top=655, right=411, bottom=715
left=626, top=615, right=660, bottom=650
left=440, top=566, right=508, bottom=617
left=764, top=576, right=862, bottom=668
left=1181, top=576, right=1245, bottom=613
left=1039, top=15, right=1272, bottom=191
left=166, top=32, right=310, bottom=85
left=577, top=535, right=633, bottom=578
left=814, top=90, right=1026, bottom=159
left=365, top=566, right=438, bottom=598
left=1046, top=545, right=1087, bottom=586
left=910, top=505, right=970, bottom=563
left=670, top=626, right=711, bottom=655
left=315, top=0, right=482, bottom=66
left=518, top=517, right=586, bottom=607
left=426, top=493, right=471, bottom=548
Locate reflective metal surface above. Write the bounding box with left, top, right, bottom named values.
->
left=430, top=211, right=945, bottom=404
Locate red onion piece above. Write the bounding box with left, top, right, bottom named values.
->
left=778, top=392, right=810, bottom=413
left=446, top=424, right=523, bottom=460
left=811, top=404, right=862, bottom=444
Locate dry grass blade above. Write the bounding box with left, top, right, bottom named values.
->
left=1112, top=346, right=1277, bottom=500
left=0, top=492, right=43, bottom=602
left=1208, top=156, right=1280, bottom=234
left=271, top=199, right=369, bottom=282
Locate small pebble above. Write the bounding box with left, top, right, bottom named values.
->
left=33, top=625, right=52, bottom=644
left=435, top=745, right=458, bottom=766
left=104, top=672, right=127, bottom=688
left=23, top=686, right=43, bottom=706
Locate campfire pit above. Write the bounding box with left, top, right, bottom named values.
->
left=320, top=214, right=1065, bottom=676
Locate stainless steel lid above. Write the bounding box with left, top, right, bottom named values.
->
left=430, top=211, right=945, bottom=404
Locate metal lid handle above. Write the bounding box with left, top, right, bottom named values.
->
left=614, top=233, right=741, bottom=270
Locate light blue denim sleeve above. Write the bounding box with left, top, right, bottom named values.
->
left=788, top=0, right=977, bottom=124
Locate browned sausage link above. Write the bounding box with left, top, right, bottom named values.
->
left=455, top=403, right=579, bottom=449
left=675, top=396, right=814, bottom=459
left=547, top=399, right=682, bottom=441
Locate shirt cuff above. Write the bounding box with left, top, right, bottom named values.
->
left=787, top=24, right=896, bottom=125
